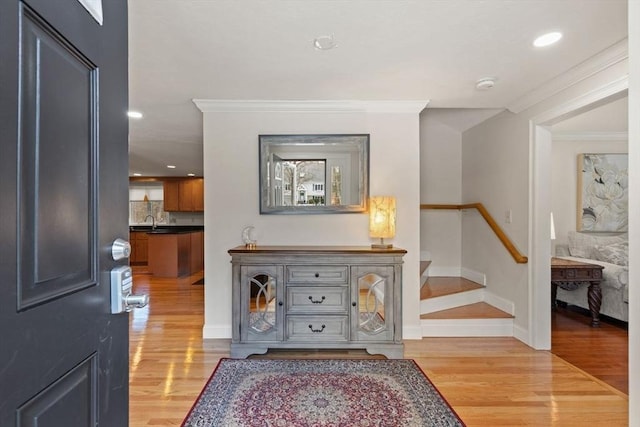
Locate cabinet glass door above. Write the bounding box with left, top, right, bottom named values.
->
left=352, top=266, right=394, bottom=341
left=241, top=265, right=283, bottom=342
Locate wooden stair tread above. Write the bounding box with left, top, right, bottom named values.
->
left=420, top=260, right=432, bottom=276
left=420, top=276, right=483, bottom=299
left=420, top=302, right=513, bottom=319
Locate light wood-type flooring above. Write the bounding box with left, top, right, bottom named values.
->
left=129, top=267, right=628, bottom=426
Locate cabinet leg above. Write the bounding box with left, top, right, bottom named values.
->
left=230, top=344, right=269, bottom=359
left=365, top=344, right=404, bottom=359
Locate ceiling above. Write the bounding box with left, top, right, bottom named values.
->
left=127, top=0, right=628, bottom=177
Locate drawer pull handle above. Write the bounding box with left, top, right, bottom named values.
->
left=278, top=301, right=283, bottom=306
left=314, top=273, right=320, bottom=278
left=308, top=296, right=326, bottom=304
left=308, top=324, right=326, bottom=333
left=352, top=302, right=357, bottom=307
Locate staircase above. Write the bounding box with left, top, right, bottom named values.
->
left=419, top=262, right=515, bottom=337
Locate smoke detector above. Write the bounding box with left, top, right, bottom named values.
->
left=475, top=77, right=496, bottom=91
left=313, top=35, right=338, bottom=50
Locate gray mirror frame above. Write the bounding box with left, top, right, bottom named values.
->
left=259, top=134, right=370, bottom=214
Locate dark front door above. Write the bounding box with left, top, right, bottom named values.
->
left=0, top=1, right=130, bottom=425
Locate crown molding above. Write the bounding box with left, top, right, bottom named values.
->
left=507, top=38, right=628, bottom=114
left=192, top=99, right=430, bottom=114
left=531, top=75, right=628, bottom=125
left=552, top=131, right=628, bottom=141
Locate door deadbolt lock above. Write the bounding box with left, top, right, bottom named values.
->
left=111, top=238, right=131, bottom=260
left=110, top=265, right=149, bottom=314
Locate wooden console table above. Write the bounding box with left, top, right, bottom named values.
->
left=228, top=246, right=406, bottom=359
left=551, top=257, right=604, bottom=327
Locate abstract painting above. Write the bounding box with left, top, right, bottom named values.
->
left=577, top=153, right=628, bottom=232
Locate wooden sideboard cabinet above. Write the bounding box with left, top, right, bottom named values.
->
left=228, top=246, right=406, bottom=359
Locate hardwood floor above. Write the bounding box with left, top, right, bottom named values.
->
left=552, top=304, right=628, bottom=394
left=129, top=267, right=628, bottom=426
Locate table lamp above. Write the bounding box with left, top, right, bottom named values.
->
left=369, top=196, right=396, bottom=249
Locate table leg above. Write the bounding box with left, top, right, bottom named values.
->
left=587, top=281, right=602, bottom=327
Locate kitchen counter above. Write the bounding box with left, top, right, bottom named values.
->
left=133, top=227, right=204, bottom=277
left=129, top=225, right=204, bottom=233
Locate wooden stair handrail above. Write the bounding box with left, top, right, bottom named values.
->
left=420, top=203, right=528, bottom=264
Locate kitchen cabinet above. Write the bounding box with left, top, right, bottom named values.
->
left=190, top=231, right=204, bottom=274
left=129, top=231, right=148, bottom=264
left=191, top=178, right=205, bottom=211
left=163, top=178, right=203, bottom=212
left=163, top=181, right=180, bottom=211
left=228, top=246, right=406, bottom=359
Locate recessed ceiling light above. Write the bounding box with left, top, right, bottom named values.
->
left=533, top=32, right=563, bottom=47
left=167, top=165, right=176, bottom=169
left=313, top=35, right=338, bottom=50
left=187, top=173, right=195, bottom=177
left=127, top=111, right=143, bottom=119
left=133, top=173, right=142, bottom=176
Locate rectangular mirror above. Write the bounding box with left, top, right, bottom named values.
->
left=259, top=134, right=369, bottom=214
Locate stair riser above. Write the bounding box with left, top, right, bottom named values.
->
left=420, top=288, right=485, bottom=314
left=421, top=319, right=514, bottom=337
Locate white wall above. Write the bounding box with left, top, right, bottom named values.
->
left=461, top=111, right=530, bottom=328
left=550, top=138, right=628, bottom=247
left=199, top=103, right=424, bottom=340
left=628, top=0, right=639, bottom=422
left=419, top=111, right=462, bottom=275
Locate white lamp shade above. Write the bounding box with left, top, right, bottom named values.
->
left=369, top=196, right=396, bottom=238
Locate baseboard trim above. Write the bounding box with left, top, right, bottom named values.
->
left=461, top=267, right=486, bottom=286
left=402, top=325, right=423, bottom=340
left=512, top=324, right=531, bottom=346
left=203, top=324, right=232, bottom=339
left=483, top=291, right=515, bottom=315
left=428, top=266, right=462, bottom=277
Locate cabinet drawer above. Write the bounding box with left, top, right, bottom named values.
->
left=286, top=265, right=349, bottom=284
left=287, top=286, right=349, bottom=314
left=286, top=315, right=349, bottom=342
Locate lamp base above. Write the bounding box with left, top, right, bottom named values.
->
left=371, top=237, right=392, bottom=249
left=371, top=243, right=393, bottom=249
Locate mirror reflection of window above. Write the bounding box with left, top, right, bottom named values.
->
left=331, top=166, right=342, bottom=205
left=281, top=160, right=326, bottom=206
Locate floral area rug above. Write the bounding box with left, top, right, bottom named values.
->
left=182, top=358, right=465, bottom=427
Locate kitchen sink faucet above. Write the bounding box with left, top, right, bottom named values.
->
left=144, top=214, right=156, bottom=230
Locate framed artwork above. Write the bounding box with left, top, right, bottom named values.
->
left=577, top=153, right=628, bottom=232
